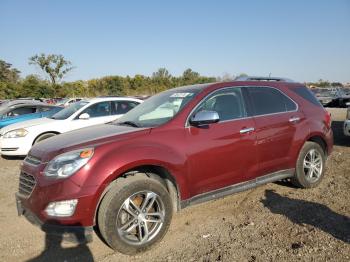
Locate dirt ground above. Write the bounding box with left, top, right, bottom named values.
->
left=0, top=108, right=349, bottom=262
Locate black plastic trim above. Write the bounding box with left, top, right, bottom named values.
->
left=180, top=169, right=295, bottom=209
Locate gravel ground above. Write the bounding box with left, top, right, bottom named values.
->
left=0, top=108, right=349, bottom=262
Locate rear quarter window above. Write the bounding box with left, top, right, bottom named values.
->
left=290, top=87, right=323, bottom=107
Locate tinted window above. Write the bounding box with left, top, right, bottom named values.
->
left=193, top=88, right=246, bottom=121
left=51, top=101, right=89, bottom=120
left=81, top=101, right=111, bottom=118
left=291, top=87, right=323, bottom=107
left=40, top=106, right=54, bottom=112
left=111, top=101, right=140, bottom=115
left=247, top=87, right=297, bottom=116
left=7, top=106, right=37, bottom=117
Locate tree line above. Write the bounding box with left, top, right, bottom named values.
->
left=0, top=55, right=217, bottom=99
left=0, top=54, right=344, bottom=99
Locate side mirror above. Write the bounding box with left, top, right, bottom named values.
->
left=190, top=110, right=220, bottom=126
left=79, top=113, right=90, bottom=120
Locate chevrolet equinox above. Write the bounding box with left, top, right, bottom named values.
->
left=16, top=77, right=333, bottom=254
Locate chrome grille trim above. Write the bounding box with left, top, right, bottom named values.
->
left=24, top=155, right=42, bottom=166
left=18, top=172, right=36, bottom=198
left=1, top=148, right=19, bottom=152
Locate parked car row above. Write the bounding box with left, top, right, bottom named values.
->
left=311, top=87, right=350, bottom=108
left=0, top=97, right=143, bottom=156
left=13, top=77, right=333, bottom=255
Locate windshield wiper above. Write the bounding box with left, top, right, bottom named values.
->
left=117, top=121, right=139, bottom=128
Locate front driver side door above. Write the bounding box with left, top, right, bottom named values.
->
left=185, top=87, right=258, bottom=196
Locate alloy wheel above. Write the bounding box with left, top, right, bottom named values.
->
left=116, top=191, right=165, bottom=245
left=303, top=149, right=323, bottom=183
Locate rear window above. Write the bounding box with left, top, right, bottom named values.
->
left=290, top=87, right=323, bottom=107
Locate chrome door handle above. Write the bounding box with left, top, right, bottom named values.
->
left=240, top=127, right=255, bottom=134
left=289, top=117, right=300, bottom=123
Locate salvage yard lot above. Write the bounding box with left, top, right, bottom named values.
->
left=0, top=109, right=349, bottom=262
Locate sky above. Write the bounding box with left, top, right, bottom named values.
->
left=0, top=0, right=349, bottom=83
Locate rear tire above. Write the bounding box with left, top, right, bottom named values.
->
left=97, top=173, right=173, bottom=255
left=292, top=141, right=326, bottom=188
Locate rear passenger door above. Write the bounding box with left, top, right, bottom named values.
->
left=245, top=86, right=304, bottom=177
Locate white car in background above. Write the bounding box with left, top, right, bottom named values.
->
left=0, top=97, right=142, bottom=156
left=56, top=97, right=84, bottom=107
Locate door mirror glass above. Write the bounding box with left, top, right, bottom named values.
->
left=190, top=110, right=220, bottom=126
left=79, top=113, right=90, bottom=120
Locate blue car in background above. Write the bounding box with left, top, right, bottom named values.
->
left=0, top=102, right=63, bottom=129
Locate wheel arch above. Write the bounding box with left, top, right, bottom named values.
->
left=306, top=134, right=328, bottom=156
left=93, top=164, right=181, bottom=225
left=33, top=131, right=60, bottom=145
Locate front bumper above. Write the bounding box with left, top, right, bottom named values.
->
left=0, top=136, right=32, bottom=156
left=16, top=193, right=93, bottom=243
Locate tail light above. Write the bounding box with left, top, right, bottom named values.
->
left=324, top=110, right=332, bottom=129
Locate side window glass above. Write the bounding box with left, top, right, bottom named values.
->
left=284, top=95, right=297, bottom=111
left=112, top=101, right=140, bottom=115
left=193, top=88, right=246, bottom=121
left=40, top=106, right=53, bottom=112
left=247, top=87, right=296, bottom=116
left=7, top=107, right=36, bottom=117
left=81, top=102, right=111, bottom=118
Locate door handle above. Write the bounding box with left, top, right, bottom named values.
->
left=289, top=117, right=300, bottom=123
left=240, top=127, right=255, bottom=134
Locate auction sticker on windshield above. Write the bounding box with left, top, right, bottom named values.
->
left=170, top=93, right=194, bottom=98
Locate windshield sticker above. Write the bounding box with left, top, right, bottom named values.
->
left=170, top=92, right=193, bottom=98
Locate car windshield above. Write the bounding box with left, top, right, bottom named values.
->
left=49, top=101, right=89, bottom=120
left=113, top=85, right=207, bottom=128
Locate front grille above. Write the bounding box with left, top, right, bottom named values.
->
left=1, top=147, right=19, bottom=152
left=24, top=155, right=42, bottom=166
left=18, top=172, right=36, bottom=197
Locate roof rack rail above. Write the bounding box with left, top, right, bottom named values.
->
left=235, top=76, right=294, bottom=82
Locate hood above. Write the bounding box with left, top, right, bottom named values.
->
left=0, top=117, right=55, bottom=135
left=29, top=124, right=150, bottom=161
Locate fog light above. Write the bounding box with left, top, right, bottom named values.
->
left=45, top=199, right=78, bottom=217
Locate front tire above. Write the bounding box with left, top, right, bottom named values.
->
left=97, top=173, right=173, bottom=255
left=292, top=141, right=326, bottom=188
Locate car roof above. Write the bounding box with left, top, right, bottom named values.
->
left=84, top=97, right=144, bottom=103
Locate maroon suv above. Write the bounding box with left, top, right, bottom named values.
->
left=16, top=77, right=333, bottom=254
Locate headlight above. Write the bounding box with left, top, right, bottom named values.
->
left=3, top=128, right=28, bottom=138
left=43, top=148, right=94, bottom=179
